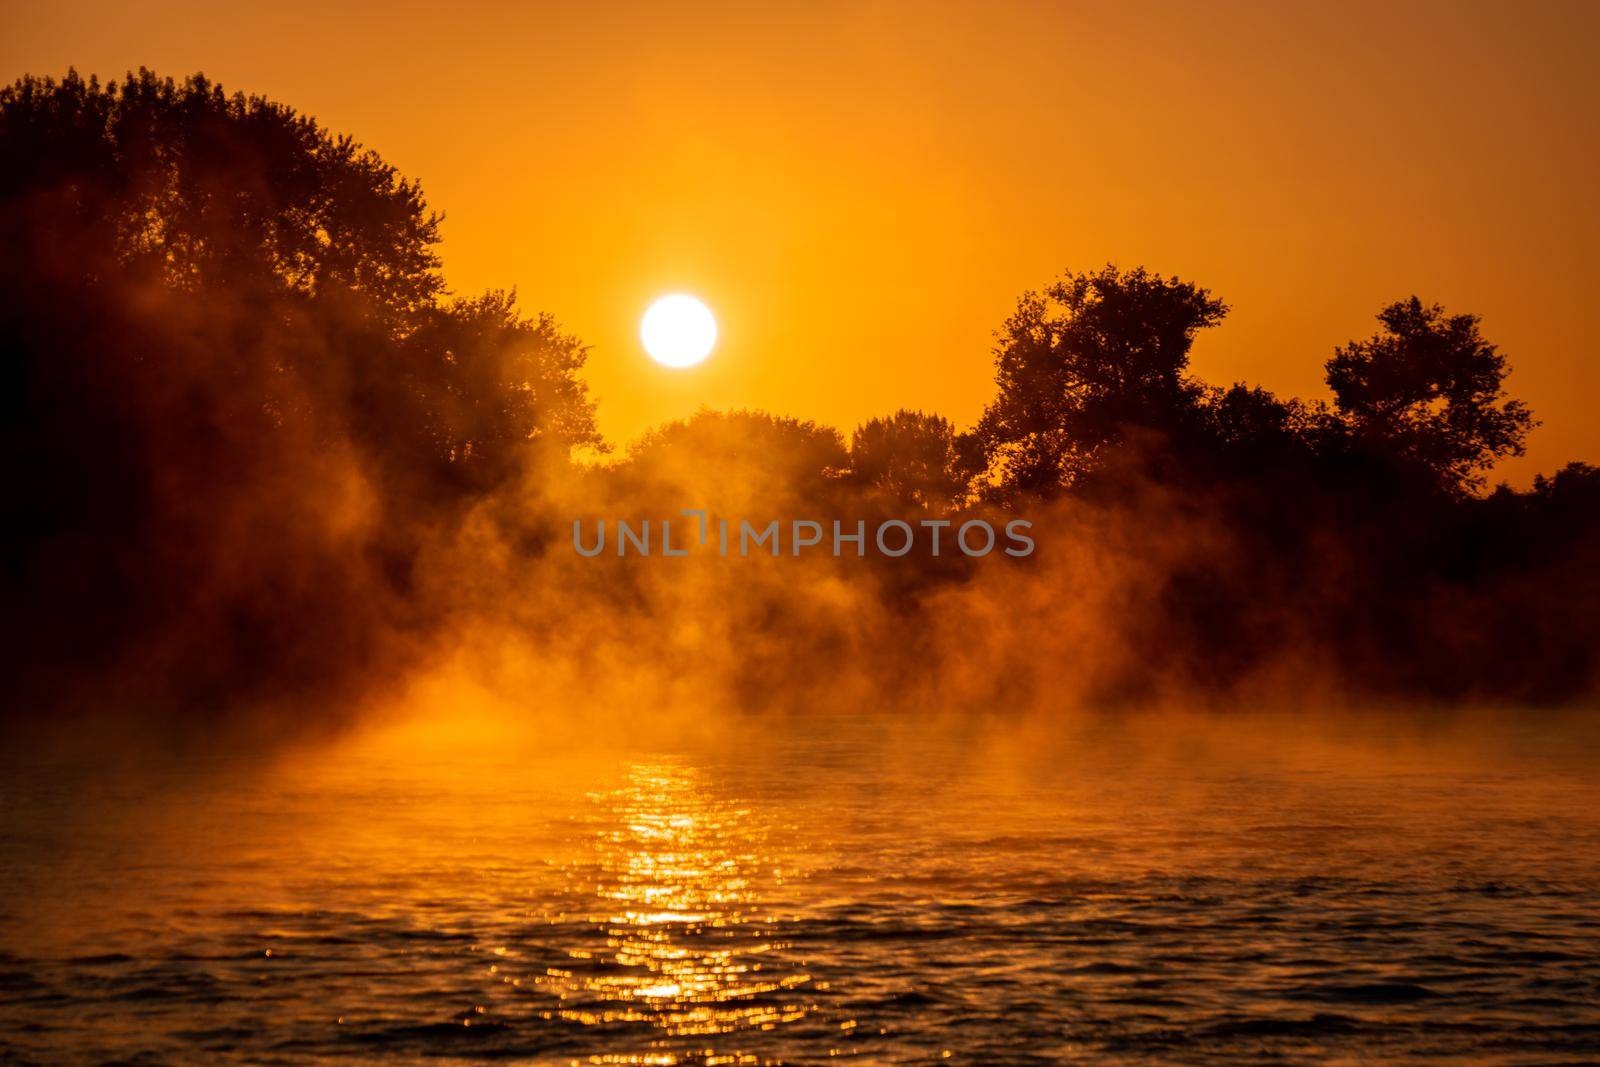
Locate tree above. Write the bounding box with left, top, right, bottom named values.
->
left=1325, top=297, right=1535, bottom=496
left=849, top=410, right=968, bottom=508
left=616, top=410, right=849, bottom=514
left=0, top=69, right=599, bottom=490
left=0, top=69, right=444, bottom=320
left=976, top=265, right=1227, bottom=493
left=1533, top=461, right=1600, bottom=505
left=1193, top=384, right=1322, bottom=476
left=0, top=69, right=599, bottom=714
left=407, top=291, right=604, bottom=490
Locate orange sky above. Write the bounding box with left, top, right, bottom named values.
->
left=5, top=0, right=1597, bottom=482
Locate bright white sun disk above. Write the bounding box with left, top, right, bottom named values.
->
left=641, top=295, right=716, bottom=367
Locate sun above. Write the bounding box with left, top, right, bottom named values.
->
left=641, top=294, right=717, bottom=367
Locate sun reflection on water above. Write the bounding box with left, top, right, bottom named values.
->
left=539, top=760, right=814, bottom=1059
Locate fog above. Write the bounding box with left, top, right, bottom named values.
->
left=3, top=71, right=1597, bottom=772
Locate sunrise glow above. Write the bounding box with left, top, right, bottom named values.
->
left=641, top=295, right=716, bottom=368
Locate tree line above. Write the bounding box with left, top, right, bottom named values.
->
left=2, top=69, right=1596, bottom=725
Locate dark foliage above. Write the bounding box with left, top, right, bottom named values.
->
left=955, top=267, right=1595, bottom=704
left=977, top=265, right=1227, bottom=493
left=2, top=69, right=1596, bottom=731
left=1326, top=297, right=1534, bottom=496
left=0, top=70, right=598, bottom=722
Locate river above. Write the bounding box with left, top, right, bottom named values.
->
left=2, top=712, right=1598, bottom=1064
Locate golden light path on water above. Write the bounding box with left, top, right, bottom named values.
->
left=4, top=714, right=1600, bottom=1064
left=539, top=761, right=818, bottom=1054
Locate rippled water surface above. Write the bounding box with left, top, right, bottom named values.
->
left=3, top=715, right=1600, bottom=1064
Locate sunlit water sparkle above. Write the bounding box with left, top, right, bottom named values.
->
left=2, top=716, right=1599, bottom=1064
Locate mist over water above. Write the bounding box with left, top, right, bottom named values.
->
left=4, top=71, right=1597, bottom=760
left=3, top=711, right=1599, bottom=1065
left=4, top=67, right=1600, bottom=1066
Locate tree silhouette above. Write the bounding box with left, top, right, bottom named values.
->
left=1326, top=297, right=1535, bottom=496
left=849, top=410, right=969, bottom=509
left=976, top=265, right=1227, bottom=493
left=0, top=69, right=598, bottom=714
left=408, top=291, right=604, bottom=490
left=619, top=410, right=848, bottom=507
left=0, top=69, right=444, bottom=317
left=0, top=70, right=598, bottom=486
left=2, top=68, right=1595, bottom=722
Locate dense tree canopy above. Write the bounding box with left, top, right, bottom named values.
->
left=617, top=410, right=849, bottom=510
left=0, top=70, right=598, bottom=713
left=0, top=68, right=1594, bottom=722
left=977, top=265, right=1227, bottom=493
left=0, top=69, right=599, bottom=484
left=848, top=410, right=971, bottom=509
left=1325, top=297, right=1535, bottom=496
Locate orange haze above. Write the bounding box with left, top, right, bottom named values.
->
left=5, top=0, right=1597, bottom=483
